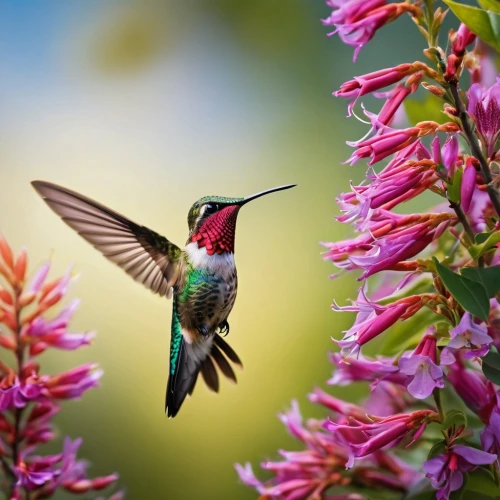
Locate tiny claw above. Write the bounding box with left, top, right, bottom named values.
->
left=218, top=320, right=230, bottom=337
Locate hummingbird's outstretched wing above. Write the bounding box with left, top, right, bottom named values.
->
left=32, top=181, right=182, bottom=298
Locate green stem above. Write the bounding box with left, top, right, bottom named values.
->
left=449, top=82, right=500, bottom=218
left=433, top=388, right=445, bottom=423
left=449, top=201, right=474, bottom=242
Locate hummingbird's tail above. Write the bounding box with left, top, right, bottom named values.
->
left=165, top=335, right=242, bottom=418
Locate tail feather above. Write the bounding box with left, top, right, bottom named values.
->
left=165, top=335, right=242, bottom=418
left=165, top=339, right=199, bottom=418
left=211, top=345, right=237, bottom=383
left=214, top=335, right=242, bottom=366
left=200, top=356, right=219, bottom=392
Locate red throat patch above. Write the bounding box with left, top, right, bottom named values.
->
left=191, top=205, right=240, bottom=255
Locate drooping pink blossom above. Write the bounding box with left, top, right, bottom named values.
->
left=323, top=1, right=421, bottom=61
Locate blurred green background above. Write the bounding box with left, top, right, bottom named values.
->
left=0, top=1, right=424, bottom=499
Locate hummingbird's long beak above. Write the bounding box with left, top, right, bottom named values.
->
left=238, top=184, right=296, bottom=206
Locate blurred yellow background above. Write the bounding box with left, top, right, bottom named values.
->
left=0, top=1, right=423, bottom=498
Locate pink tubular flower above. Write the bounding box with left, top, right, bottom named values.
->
left=0, top=237, right=122, bottom=498
left=328, top=352, right=405, bottom=387
left=323, top=1, right=421, bottom=61
left=24, top=299, right=95, bottom=354
left=334, top=291, right=424, bottom=356
left=325, top=410, right=437, bottom=464
left=337, top=158, right=438, bottom=225
left=467, top=77, right=500, bottom=157
left=423, top=445, right=497, bottom=500
left=44, top=364, right=103, bottom=400
left=398, top=334, right=443, bottom=399
left=323, top=211, right=457, bottom=279
left=236, top=400, right=420, bottom=498
left=334, top=62, right=429, bottom=115
left=346, top=121, right=459, bottom=166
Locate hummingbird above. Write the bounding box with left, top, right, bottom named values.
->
left=31, top=180, right=295, bottom=417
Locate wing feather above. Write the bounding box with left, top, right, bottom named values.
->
left=32, top=180, right=182, bottom=297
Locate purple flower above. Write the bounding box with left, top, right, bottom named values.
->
left=445, top=312, right=492, bottom=360
left=398, top=334, right=444, bottom=399
left=467, top=77, right=500, bottom=157
left=423, top=445, right=497, bottom=500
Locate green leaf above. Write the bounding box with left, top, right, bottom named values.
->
left=482, top=348, right=500, bottom=384
left=443, top=0, right=500, bottom=53
left=474, top=230, right=495, bottom=244
left=461, top=266, right=500, bottom=297
left=466, top=467, right=500, bottom=497
left=427, top=439, right=447, bottom=459
left=433, top=258, right=490, bottom=321
left=483, top=346, right=500, bottom=369
left=441, top=409, right=467, bottom=430
left=478, top=0, right=500, bottom=14
left=404, top=93, right=446, bottom=126
left=471, top=230, right=500, bottom=258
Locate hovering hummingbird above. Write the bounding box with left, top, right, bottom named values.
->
left=31, top=181, right=295, bottom=417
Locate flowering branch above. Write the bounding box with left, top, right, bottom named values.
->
left=0, top=236, right=123, bottom=500
left=236, top=1, right=500, bottom=499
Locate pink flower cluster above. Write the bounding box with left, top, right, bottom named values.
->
left=0, top=236, right=122, bottom=499
left=237, top=1, right=500, bottom=499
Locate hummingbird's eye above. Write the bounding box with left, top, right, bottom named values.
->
left=203, top=203, right=218, bottom=215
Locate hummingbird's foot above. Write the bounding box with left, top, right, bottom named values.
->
left=218, top=320, right=230, bottom=337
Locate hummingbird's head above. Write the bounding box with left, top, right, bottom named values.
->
left=187, top=184, right=296, bottom=255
